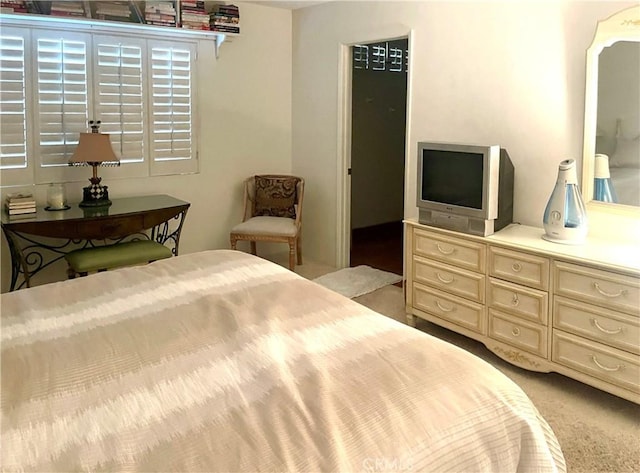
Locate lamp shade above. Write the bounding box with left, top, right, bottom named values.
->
left=69, top=132, right=119, bottom=165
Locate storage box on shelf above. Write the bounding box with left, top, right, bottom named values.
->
left=405, top=220, right=640, bottom=404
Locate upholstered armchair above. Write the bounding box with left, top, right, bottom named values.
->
left=230, top=175, right=304, bottom=271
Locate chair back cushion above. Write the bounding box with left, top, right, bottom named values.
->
left=253, top=175, right=299, bottom=218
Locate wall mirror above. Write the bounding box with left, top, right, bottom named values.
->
left=582, top=5, right=640, bottom=217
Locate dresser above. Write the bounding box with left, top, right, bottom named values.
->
left=405, top=220, right=640, bottom=404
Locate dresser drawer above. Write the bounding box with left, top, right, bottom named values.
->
left=554, top=296, right=639, bottom=355
left=554, top=261, right=640, bottom=316
left=489, top=309, right=548, bottom=358
left=488, top=278, right=548, bottom=325
left=413, top=282, right=485, bottom=334
left=553, top=331, right=640, bottom=394
left=413, top=227, right=485, bottom=273
left=413, top=256, right=485, bottom=303
left=489, top=246, right=549, bottom=290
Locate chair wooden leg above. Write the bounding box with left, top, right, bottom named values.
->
left=230, top=235, right=238, bottom=250
left=296, top=234, right=302, bottom=265
left=288, top=240, right=296, bottom=271
left=250, top=241, right=257, bottom=255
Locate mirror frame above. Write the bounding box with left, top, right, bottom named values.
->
left=582, top=5, right=640, bottom=219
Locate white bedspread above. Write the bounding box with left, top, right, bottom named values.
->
left=1, top=250, right=565, bottom=472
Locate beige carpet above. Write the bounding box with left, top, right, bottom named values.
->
left=293, top=260, right=640, bottom=473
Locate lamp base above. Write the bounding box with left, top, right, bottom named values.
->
left=79, top=184, right=112, bottom=208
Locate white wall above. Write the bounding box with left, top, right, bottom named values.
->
left=0, top=2, right=293, bottom=292
left=291, top=0, right=637, bottom=266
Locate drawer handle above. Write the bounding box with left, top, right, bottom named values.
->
left=593, top=282, right=627, bottom=298
left=590, top=355, right=624, bottom=372
left=590, top=318, right=624, bottom=335
left=435, top=300, right=455, bottom=313
left=436, top=243, right=455, bottom=255
left=511, top=327, right=521, bottom=337
left=511, top=262, right=523, bottom=272
left=436, top=272, right=455, bottom=284
left=511, top=293, right=520, bottom=307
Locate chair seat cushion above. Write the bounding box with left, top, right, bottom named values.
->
left=65, top=240, right=172, bottom=273
left=230, top=216, right=297, bottom=237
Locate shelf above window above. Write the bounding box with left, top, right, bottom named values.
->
left=0, top=12, right=238, bottom=56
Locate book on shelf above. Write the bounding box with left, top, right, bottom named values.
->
left=49, top=1, right=87, bottom=18
left=145, top=1, right=177, bottom=27
left=210, top=4, right=240, bottom=33
left=94, top=1, right=132, bottom=22
left=1, top=0, right=28, bottom=14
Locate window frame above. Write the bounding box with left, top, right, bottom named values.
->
left=0, top=16, right=201, bottom=187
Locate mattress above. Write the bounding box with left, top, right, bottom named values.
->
left=1, top=249, right=566, bottom=472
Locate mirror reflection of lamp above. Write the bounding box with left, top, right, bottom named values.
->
left=69, top=120, right=120, bottom=207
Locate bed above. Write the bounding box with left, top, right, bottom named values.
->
left=1, top=250, right=565, bottom=472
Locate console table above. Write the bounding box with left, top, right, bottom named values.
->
left=1, top=194, right=190, bottom=291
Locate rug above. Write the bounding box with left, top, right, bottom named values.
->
left=312, top=265, right=402, bottom=299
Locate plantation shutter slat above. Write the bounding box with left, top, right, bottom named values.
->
left=0, top=32, right=27, bottom=169
left=94, top=36, right=145, bottom=164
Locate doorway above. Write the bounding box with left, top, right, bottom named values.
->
left=349, top=38, right=408, bottom=276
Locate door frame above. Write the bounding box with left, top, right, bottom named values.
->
left=336, top=30, right=415, bottom=268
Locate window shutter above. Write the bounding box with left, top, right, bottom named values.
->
left=33, top=30, right=90, bottom=170
left=0, top=30, right=28, bottom=170
left=94, top=35, right=145, bottom=166
left=0, top=21, right=200, bottom=185
left=149, top=41, right=198, bottom=175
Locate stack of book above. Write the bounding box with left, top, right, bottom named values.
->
left=5, top=193, right=36, bottom=217
left=180, top=0, right=208, bottom=30
left=210, top=4, right=239, bottom=34
left=1, top=0, right=27, bottom=14
left=145, top=1, right=177, bottom=27
left=49, top=1, right=88, bottom=18
left=93, top=1, right=133, bottom=22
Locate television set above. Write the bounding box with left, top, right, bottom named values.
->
left=416, top=141, right=514, bottom=237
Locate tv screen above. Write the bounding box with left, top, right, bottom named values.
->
left=421, top=149, right=484, bottom=209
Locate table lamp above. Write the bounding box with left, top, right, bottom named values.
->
left=69, top=121, right=120, bottom=207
